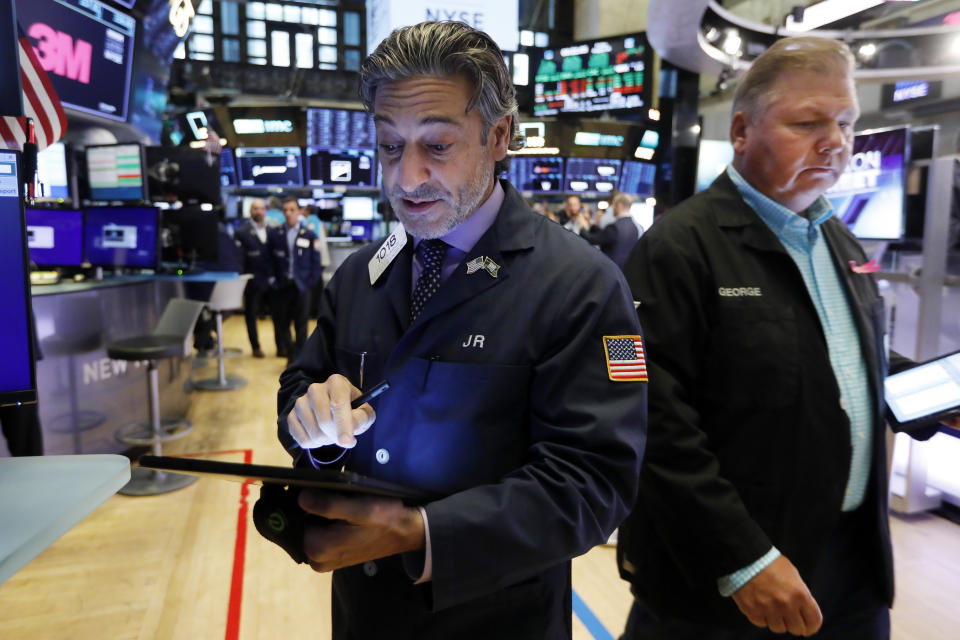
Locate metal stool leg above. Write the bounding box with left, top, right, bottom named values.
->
left=193, top=311, right=247, bottom=391
left=120, top=360, right=198, bottom=496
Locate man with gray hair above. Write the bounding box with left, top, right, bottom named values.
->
left=618, top=36, right=948, bottom=638
left=275, top=21, right=646, bottom=638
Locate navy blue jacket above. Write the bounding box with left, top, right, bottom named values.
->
left=269, top=223, right=323, bottom=292
left=580, top=215, right=640, bottom=268
left=234, top=221, right=274, bottom=288
left=277, top=181, right=647, bottom=639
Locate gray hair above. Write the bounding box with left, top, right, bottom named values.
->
left=359, top=21, right=522, bottom=176
left=732, top=36, right=855, bottom=121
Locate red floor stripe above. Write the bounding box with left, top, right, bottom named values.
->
left=171, top=448, right=254, bottom=640
left=225, top=449, right=253, bottom=640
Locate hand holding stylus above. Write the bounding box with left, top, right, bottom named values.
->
left=287, top=377, right=389, bottom=449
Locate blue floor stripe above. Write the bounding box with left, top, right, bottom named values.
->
left=572, top=588, right=616, bottom=640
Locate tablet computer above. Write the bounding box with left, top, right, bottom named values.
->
left=885, top=349, right=960, bottom=431
left=138, top=455, right=440, bottom=503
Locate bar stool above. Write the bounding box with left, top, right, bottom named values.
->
left=108, top=298, right=206, bottom=495
left=193, top=274, right=252, bottom=392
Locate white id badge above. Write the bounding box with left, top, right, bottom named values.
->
left=368, top=223, right=407, bottom=285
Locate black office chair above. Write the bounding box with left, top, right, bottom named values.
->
left=107, top=298, right=206, bottom=496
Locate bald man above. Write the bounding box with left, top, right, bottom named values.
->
left=235, top=198, right=275, bottom=358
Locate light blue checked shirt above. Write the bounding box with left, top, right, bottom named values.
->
left=717, top=165, right=875, bottom=597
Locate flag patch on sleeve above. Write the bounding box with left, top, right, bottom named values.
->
left=603, top=335, right=648, bottom=382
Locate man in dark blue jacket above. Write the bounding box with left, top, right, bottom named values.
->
left=577, top=192, right=640, bottom=268
left=275, top=21, right=646, bottom=639
left=269, top=197, right=323, bottom=362
left=234, top=198, right=274, bottom=358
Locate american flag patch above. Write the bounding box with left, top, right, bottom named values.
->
left=603, top=335, right=648, bottom=382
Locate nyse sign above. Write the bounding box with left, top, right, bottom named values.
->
left=367, top=0, right=518, bottom=54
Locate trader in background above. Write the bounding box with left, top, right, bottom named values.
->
left=618, top=36, right=948, bottom=639
left=269, top=196, right=323, bottom=362
left=235, top=198, right=274, bottom=358
left=276, top=21, right=646, bottom=639
left=576, top=192, right=640, bottom=268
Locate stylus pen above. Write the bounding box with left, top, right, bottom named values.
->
left=350, top=380, right=390, bottom=409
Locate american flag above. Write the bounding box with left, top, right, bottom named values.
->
left=603, top=336, right=648, bottom=382
left=0, top=35, right=67, bottom=151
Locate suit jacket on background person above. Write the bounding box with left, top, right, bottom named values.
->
left=268, top=224, right=323, bottom=292
left=277, top=181, right=647, bottom=639
left=580, top=215, right=640, bottom=268
left=617, top=172, right=939, bottom=628
left=235, top=220, right=274, bottom=287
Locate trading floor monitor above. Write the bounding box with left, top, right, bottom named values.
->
left=0, top=150, right=38, bottom=405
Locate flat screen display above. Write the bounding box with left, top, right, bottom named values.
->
left=145, top=146, right=221, bottom=204
left=306, top=108, right=377, bottom=149
left=34, top=142, right=70, bottom=201
left=619, top=160, right=656, bottom=197
left=235, top=147, right=303, bottom=188
left=83, top=206, right=158, bottom=269
left=533, top=34, right=650, bottom=116
left=220, top=148, right=237, bottom=187
left=26, top=208, right=83, bottom=267
left=506, top=156, right=565, bottom=194
left=15, top=0, right=136, bottom=121
left=306, top=147, right=376, bottom=188
left=342, top=196, right=375, bottom=221
left=565, top=157, right=622, bottom=194
left=86, top=144, right=145, bottom=202
left=0, top=150, right=37, bottom=404
left=825, top=127, right=907, bottom=241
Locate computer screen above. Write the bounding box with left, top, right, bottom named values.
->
left=220, top=148, right=238, bottom=187
left=342, top=196, right=376, bottom=221
left=565, top=157, right=622, bottom=194
left=235, top=147, right=303, bottom=187
left=305, top=147, right=377, bottom=188
left=34, top=142, right=71, bottom=202
left=86, top=144, right=146, bottom=202
left=825, top=126, right=907, bottom=241
left=533, top=33, right=650, bottom=116
left=306, top=108, right=377, bottom=149
left=25, top=208, right=84, bottom=267
left=83, top=207, right=159, bottom=269
left=619, top=160, right=657, bottom=197
left=145, top=146, right=221, bottom=204
left=506, top=156, right=565, bottom=193
left=0, top=150, right=37, bottom=405
left=161, top=207, right=220, bottom=264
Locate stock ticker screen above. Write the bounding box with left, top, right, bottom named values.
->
left=306, top=108, right=377, bottom=149
left=506, top=156, right=565, bottom=194
left=564, top=157, right=622, bottom=194
left=533, top=34, right=650, bottom=116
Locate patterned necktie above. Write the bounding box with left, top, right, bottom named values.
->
left=411, top=239, right=448, bottom=321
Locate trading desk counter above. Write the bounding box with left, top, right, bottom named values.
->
left=21, top=274, right=236, bottom=457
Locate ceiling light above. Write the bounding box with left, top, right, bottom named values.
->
left=859, top=42, right=877, bottom=58
left=722, top=30, right=742, bottom=56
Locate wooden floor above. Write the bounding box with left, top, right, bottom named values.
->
left=1, top=315, right=959, bottom=639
